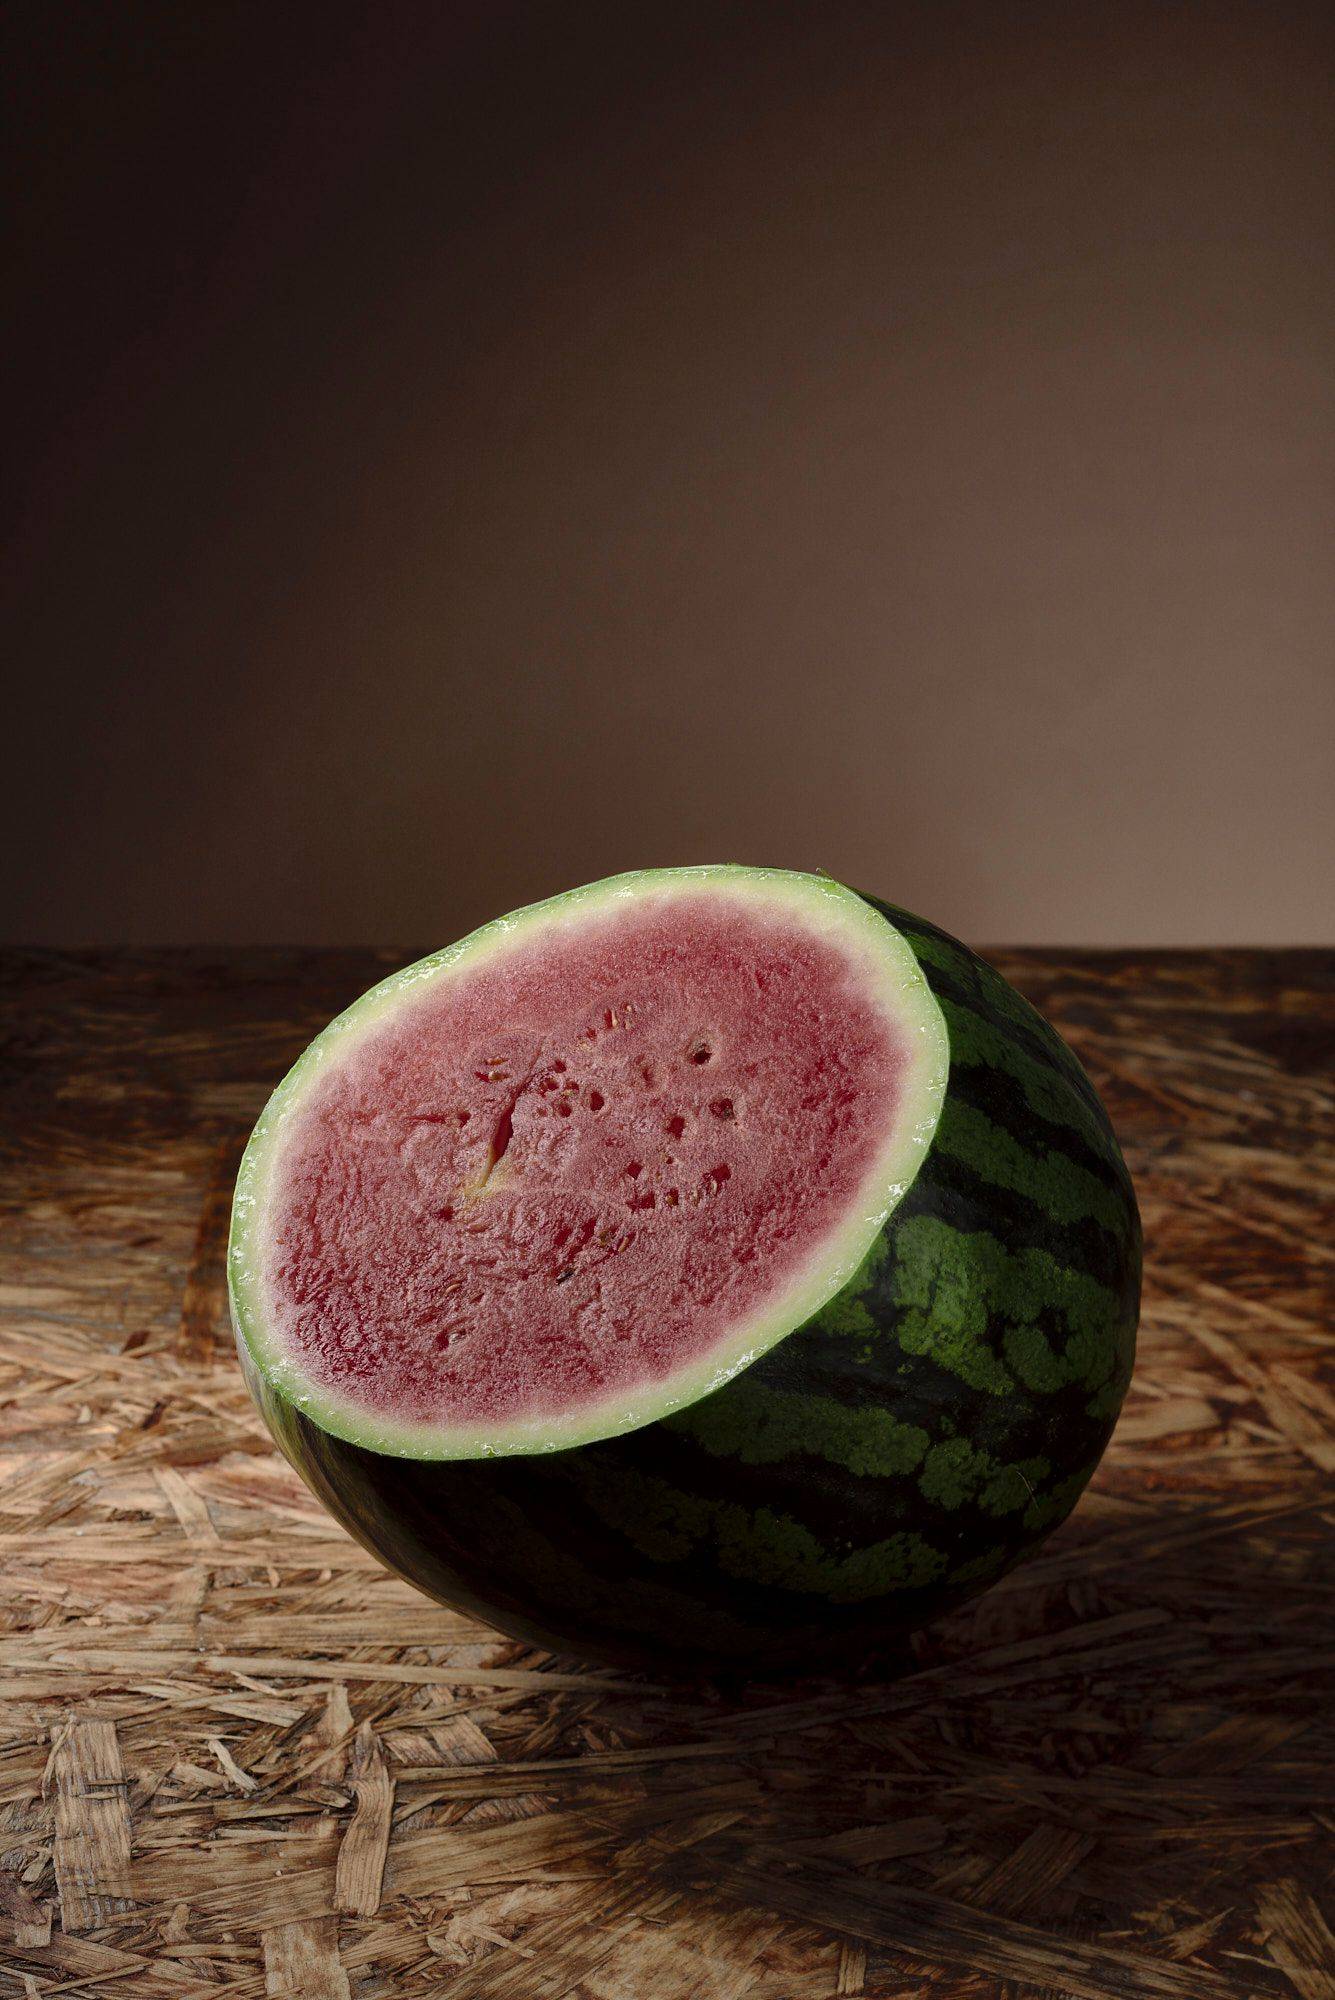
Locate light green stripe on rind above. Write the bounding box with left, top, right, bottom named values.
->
left=572, top=1439, right=1099, bottom=1607
left=949, top=1459, right=1105, bottom=1586
left=893, top=919, right=1105, bottom=1111
left=918, top=1437, right=1052, bottom=1515
left=669, top=1378, right=930, bottom=1478
left=939, top=996, right=1115, bottom=1160
left=887, top=1215, right=1130, bottom=1415
left=670, top=1378, right=1051, bottom=1519
left=934, top=1099, right=1129, bottom=1238
left=571, top=1460, right=948, bottom=1603
left=892, top=924, right=1050, bottom=1035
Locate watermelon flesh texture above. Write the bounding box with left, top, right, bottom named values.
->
left=233, top=869, right=1140, bottom=1675
left=265, top=893, right=918, bottom=1439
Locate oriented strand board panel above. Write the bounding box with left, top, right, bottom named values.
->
left=0, top=946, right=1331, bottom=1998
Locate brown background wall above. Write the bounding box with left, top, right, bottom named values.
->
left=6, top=1, right=1333, bottom=946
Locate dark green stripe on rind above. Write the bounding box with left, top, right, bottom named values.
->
left=239, top=894, right=1140, bottom=1672
left=881, top=903, right=1115, bottom=1131
left=933, top=1097, right=1129, bottom=1237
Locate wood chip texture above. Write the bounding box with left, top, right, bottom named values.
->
left=0, top=945, right=1331, bottom=1998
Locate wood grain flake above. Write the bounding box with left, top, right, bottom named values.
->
left=334, top=1723, right=395, bottom=1916
left=1256, top=1878, right=1335, bottom=2000
left=44, top=1717, right=134, bottom=1931
left=262, top=1915, right=353, bottom=2000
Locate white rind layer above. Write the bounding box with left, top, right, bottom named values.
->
left=229, top=865, right=950, bottom=1459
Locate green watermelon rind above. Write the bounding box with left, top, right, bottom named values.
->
left=231, top=872, right=1141, bottom=1671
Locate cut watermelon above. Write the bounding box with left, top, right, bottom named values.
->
left=231, top=867, right=1140, bottom=1671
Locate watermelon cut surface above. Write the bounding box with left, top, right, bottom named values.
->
left=233, top=869, right=948, bottom=1456
left=231, top=867, right=1140, bottom=1672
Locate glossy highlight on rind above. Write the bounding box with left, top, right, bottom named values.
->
left=232, top=871, right=1141, bottom=1672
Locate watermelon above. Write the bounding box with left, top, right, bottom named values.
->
left=230, top=866, right=1139, bottom=1672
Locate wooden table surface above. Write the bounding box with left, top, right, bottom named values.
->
left=1, top=947, right=1332, bottom=2000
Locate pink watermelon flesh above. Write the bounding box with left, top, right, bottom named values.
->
left=263, top=893, right=911, bottom=1428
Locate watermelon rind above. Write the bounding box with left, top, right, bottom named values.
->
left=230, top=869, right=1141, bottom=1671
